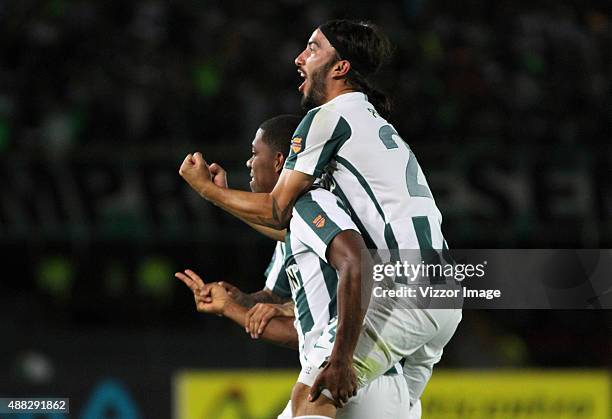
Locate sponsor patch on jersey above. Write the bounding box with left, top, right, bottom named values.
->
left=313, top=214, right=326, bottom=228
left=291, top=137, right=303, bottom=153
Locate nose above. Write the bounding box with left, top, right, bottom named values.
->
left=295, top=49, right=306, bottom=67
left=246, top=156, right=253, bottom=168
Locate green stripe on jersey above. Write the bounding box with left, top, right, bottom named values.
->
left=294, top=192, right=344, bottom=247
left=272, top=269, right=291, bottom=299
left=335, top=156, right=400, bottom=251
left=319, top=259, right=338, bottom=319
left=332, top=181, right=377, bottom=250
left=412, top=216, right=432, bottom=250
left=313, top=116, right=351, bottom=177
left=284, top=109, right=319, bottom=170
left=412, top=216, right=444, bottom=283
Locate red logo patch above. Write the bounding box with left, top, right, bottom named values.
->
left=313, top=214, right=326, bottom=228
left=291, top=137, right=303, bottom=154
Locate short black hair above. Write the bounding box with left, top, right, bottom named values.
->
left=259, top=114, right=302, bottom=158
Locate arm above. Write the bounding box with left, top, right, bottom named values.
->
left=175, top=270, right=298, bottom=349
left=219, top=282, right=290, bottom=308
left=222, top=299, right=298, bottom=349
left=179, top=153, right=313, bottom=229
left=245, top=222, right=287, bottom=242
left=208, top=162, right=287, bottom=241
left=245, top=300, right=295, bottom=339
left=309, top=230, right=372, bottom=405
left=326, top=230, right=370, bottom=363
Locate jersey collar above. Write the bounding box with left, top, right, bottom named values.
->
left=324, top=91, right=368, bottom=106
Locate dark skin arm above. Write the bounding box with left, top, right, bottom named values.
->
left=179, top=152, right=313, bottom=229
left=218, top=282, right=290, bottom=308
left=308, top=230, right=373, bottom=407
left=175, top=270, right=298, bottom=349
left=223, top=298, right=298, bottom=349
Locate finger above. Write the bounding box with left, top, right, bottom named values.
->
left=193, top=152, right=205, bottom=165
left=308, top=380, right=322, bottom=402
left=185, top=269, right=205, bottom=288
left=245, top=305, right=256, bottom=334
left=197, top=288, right=213, bottom=303
left=257, top=309, right=275, bottom=335
left=248, top=305, right=261, bottom=336
left=249, top=308, right=260, bottom=338
left=175, top=272, right=196, bottom=291
left=180, top=154, right=193, bottom=170
left=209, top=163, right=223, bottom=174
left=339, top=390, right=348, bottom=405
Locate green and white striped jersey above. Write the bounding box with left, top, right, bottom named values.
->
left=264, top=242, right=291, bottom=299
left=285, top=92, right=446, bottom=252
left=283, top=188, right=359, bottom=367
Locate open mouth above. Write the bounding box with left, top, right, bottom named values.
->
left=298, top=69, right=306, bottom=92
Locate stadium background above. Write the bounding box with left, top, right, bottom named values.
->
left=0, top=0, right=610, bottom=417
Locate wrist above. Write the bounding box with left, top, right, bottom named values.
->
left=220, top=299, right=235, bottom=316
left=197, top=179, right=215, bottom=199
left=329, top=352, right=353, bottom=365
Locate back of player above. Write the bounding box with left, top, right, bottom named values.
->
left=286, top=92, right=446, bottom=252
left=282, top=187, right=412, bottom=419
left=286, top=92, right=461, bottom=413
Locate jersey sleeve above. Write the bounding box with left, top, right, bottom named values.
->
left=284, top=107, right=352, bottom=178
left=264, top=242, right=291, bottom=299
left=289, top=189, right=360, bottom=263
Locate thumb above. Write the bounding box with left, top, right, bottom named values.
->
left=209, top=163, right=223, bottom=173
left=308, top=379, right=322, bottom=402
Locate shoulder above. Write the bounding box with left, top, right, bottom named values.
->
left=295, top=106, right=352, bottom=139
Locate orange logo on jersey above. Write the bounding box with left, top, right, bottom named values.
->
left=291, top=137, right=303, bottom=154
left=313, top=214, right=326, bottom=228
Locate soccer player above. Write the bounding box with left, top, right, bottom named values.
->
left=177, top=114, right=410, bottom=419
left=178, top=19, right=461, bottom=418
left=177, top=115, right=302, bottom=348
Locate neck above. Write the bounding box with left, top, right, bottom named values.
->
left=324, top=82, right=357, bottom=104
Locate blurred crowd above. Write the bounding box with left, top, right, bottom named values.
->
left=0, top=0, right=609, bottom=155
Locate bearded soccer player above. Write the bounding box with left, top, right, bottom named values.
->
left=179, top=20, right=461, bottom=418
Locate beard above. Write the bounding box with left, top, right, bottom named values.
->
left=301, top=59, right=336, bottom=111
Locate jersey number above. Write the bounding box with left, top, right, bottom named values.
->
left=378, top=125, right=433, bottom=198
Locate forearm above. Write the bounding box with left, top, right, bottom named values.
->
left=249, top=289, right=289, bottom=305
left=330, top=265, right=366, bottom=362
left=199, top=183, right=292, bottom=230
left=245, top=221, right=287, bottom=242
left=223, top=301, right=299, bottom=349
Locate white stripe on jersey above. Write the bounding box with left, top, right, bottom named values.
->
left=293, top=111, right=342, bottom=177
left=264, top=242, right=289, bottom=296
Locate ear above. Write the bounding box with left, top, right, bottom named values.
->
left=332, top=60, right=351, bottom=78
left=273, top=151, right=285, bottom=173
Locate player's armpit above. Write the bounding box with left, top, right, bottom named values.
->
left=245, top=222, right=286, bottom=242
